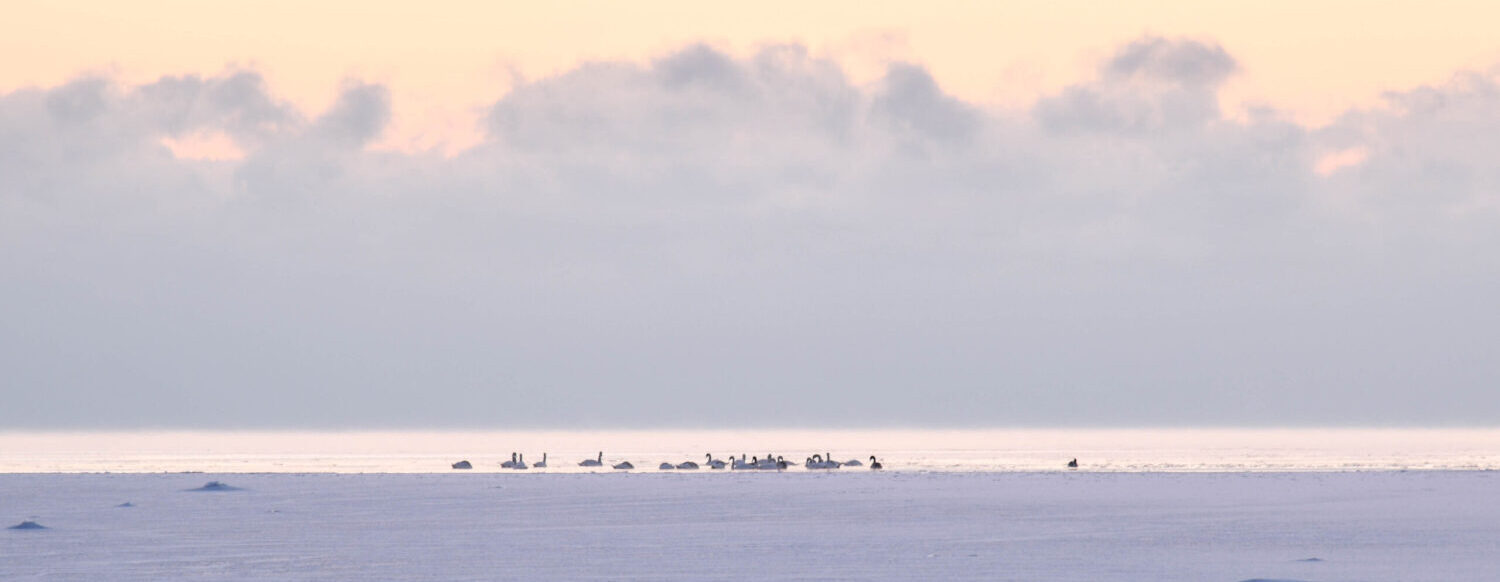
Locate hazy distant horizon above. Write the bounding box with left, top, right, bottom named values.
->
left=6, top=420, right=1500, bottom=431
left=5, top=427, right=1498, bottom=473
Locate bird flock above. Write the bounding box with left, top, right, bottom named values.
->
left=452, top=452, right=884, bottom=471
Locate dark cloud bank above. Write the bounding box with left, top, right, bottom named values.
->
left=3, top=37, right=1498, bottom=428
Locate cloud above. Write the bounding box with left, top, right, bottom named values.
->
left=3, top=38, right=1499, bottom=428
left=1103, top=36, right=1238, bottom=86
left=870, top=62, right=982, bottom=152
left=135, top=70, right=301, bottom=143
left=312, top=81, right=390, bottom=148
left=1035, top=37, right=1237, bottom=134
left=232, top=80, right=391, bottom=198
left=484, top=43, right=858, bottom=159
left=1331, top=71, right=1500, bottom=216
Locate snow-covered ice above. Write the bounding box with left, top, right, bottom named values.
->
left=3, top=471, right=1498, bottom=581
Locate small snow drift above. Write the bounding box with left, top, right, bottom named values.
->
left=8, top=520, right=47, bottom=530
left=186, top=481, right=241, bottom=492
left=452, top=460, right=473, bottom=470
left=117, top=502, right=135, bottom=508
left=1295, top=557, right=1324, bottom=562
left=1239, top=579, right=1314, bottom=582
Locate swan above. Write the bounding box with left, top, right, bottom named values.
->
left=738, top=455, right=783, bottom=470
left=869, top=456, right=883, bottom=470
left=805, top=454, right=839, bottom=470
left=1067, top=458, right=1078, bottom=468
left=704, top=454, right=726, bottom=469
left=579, top=452, right=604, bottom=467
left=533, top=453, right=547, bottom=468
left=451, top=460, right=472, bottom=470
left=676, top=460, right=699, bottom=470
left=613, top=460, right=634, bottom=470
left=513, top=453, right=528, bottom=470
left=842, top=458, right=863, bottom=467
left=501, top=452, right=518, bottom=469
left=825, top=453, right=843, bottom=468
left=658, top=462, right=675, bottom=470
left=732, top=454, right=752, bottom=470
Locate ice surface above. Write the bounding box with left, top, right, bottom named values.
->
left=2, top=471, right=1497, bottom=581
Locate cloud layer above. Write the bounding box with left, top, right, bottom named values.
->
left=4, top=37, right=1498, bottom=428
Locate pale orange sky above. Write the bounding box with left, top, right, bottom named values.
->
left=6, top=0, right=1498, bottom=152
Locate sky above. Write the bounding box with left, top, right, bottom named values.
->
left=3, top=2, right=1499, bottom=428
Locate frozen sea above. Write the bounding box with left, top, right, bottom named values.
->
left=4, top=429, right=1499, bottom=581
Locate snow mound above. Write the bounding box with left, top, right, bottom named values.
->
left=1295, top=557, right=1324, bottom=562
left=117, top=502, right=135, bottom=508
left=186, top=481, right=242, bottom=492
left=8, top=520, right=47, bottom=530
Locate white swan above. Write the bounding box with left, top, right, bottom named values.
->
left=842, top=458, right=863, bottom=467
left=613, top=461, right=634, bottom=470
left=533, top=453, right=547, bottom=468
left=675, top=460, right=699, bottom=470
left=752, top=455, right=785, bottom=470
left=734, top=455, right=786, bottom=470
left=513, top=453, right=528, bottom=470
left=501, top=452, right=518, bottom=469
left=579, top=452, right=603, bottom=467
left=658, top=462, right=675, bottom=470
left=824, top=453, right=843, bottom=468
left=704, top=454, right=726, bottom=470
left=804, top=454, right=839, bottom=470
